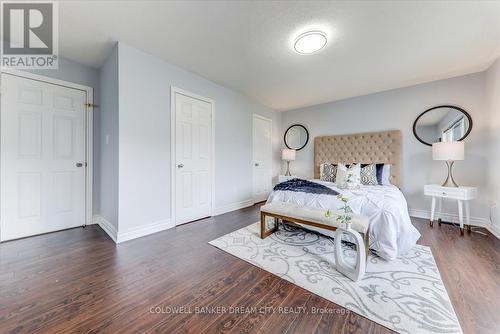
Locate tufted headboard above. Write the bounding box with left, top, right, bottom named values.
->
left=314, top=130, right=402, bottom=187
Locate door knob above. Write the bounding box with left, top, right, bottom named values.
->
left=255, top=163, right=259, bottom=167
left=177, top=164, right=184, bottom=168
left=76, top=162, right=83, bottom=167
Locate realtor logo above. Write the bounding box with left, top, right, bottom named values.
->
left=1, top=1, right=58, bottom=69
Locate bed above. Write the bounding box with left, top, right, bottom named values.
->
left=267, top=130, right=421, bottom=260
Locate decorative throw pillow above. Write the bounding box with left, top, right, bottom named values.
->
left=360, top=164, right=379, bottom=185
left=373, top=163, right=384, bottom=185
left=381, top=164, right=392, bottom=185
left=320, top=163, right=337, bottom=183
left=360, top=163, right=386, bottom=185
left=336, top=163, right=361, bottom=188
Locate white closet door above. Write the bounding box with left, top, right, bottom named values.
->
left=252, top=115, right=272, bottom=202
left=174, top=92, right=213, bottom=225
left=1, top=74, right=86, bottom=241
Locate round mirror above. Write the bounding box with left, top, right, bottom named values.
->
left=413, top=105, right=472, bottom=146
left=284, top=124, right=309, bottom=151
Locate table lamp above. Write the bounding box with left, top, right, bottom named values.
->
left=282, top=149, right=296, bottom=176
left=432, top=141, right=464, bottom=187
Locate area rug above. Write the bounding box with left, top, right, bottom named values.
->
left=209, top=222, right=462, bottom=334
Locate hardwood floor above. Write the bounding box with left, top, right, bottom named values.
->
left=1, top=204, right=499, bottom=334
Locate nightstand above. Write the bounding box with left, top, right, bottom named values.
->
left=278, top=175, right=297, bottom=183
left=424, top=184, right=477, bottom=235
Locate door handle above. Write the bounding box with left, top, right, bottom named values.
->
left=255, top=163, right=259, bottom=167
left=76, top=162, right=83, bottom=167
left=177, top=164, right=184, bottom=168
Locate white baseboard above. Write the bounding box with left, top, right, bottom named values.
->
left=409, top=209, right=498, bottom=238
left=214, top=199, right=254, bottom=216
left=93, top=215, right=118, bottom=243
left=489, top=223, right=500, bottom=239
left=93, top=215, right=173, bottom=243
left=117, top=219, right=173, bottom=243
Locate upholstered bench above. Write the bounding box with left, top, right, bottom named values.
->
left=260, top=202, right=370, bottom=281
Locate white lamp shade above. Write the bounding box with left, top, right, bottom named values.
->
left=282, top=149, right=296, bottom=161
left=432, top=141, right=464, bottom=161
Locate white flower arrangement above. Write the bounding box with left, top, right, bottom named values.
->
left=325, top=194, right=353, bottom=229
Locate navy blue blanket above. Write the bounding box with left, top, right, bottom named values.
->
left=273, top=178, right=339, bottom=196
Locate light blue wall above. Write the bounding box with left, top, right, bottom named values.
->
left=98, top=46, right=119, bottom=228
left=25, top=57, right=101, bottom=214
left=116, top=42, right=281, bottom=232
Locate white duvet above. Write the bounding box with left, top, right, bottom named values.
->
left=267, top=180, right=421, bottom=260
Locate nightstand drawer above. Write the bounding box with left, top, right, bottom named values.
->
left=424, top=185, right=477, bottom=200
left=425, top=189, right=466, bottom=200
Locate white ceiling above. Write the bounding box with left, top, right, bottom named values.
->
left=57, top=1, right=500, bottom=111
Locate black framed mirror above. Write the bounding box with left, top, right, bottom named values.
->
left=284, top=124, right=309, bottom=151
left=413, top=105, right=472, bottom=146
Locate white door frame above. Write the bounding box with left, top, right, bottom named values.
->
left=252, top=113, right=273, bottom=203
left=0, top=69, right=94, bottom=240
left=170, top=86, right=215, bottom=225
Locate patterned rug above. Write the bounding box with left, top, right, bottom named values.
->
left=209, top=222, right=462, bottom=334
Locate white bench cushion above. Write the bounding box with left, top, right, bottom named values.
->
left=261, top=202, right=369, bottom=234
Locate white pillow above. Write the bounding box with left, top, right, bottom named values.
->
left=336, top=163, right=361, bottom=187
left=381, top=164, right=392, bottom=185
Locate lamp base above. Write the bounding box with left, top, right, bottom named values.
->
left=441, top=161, right=459, bottom=187
left=285, top=161, right=291, bottom=176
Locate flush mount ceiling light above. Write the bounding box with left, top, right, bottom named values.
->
left=294, top=30, right=328, bottom=55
